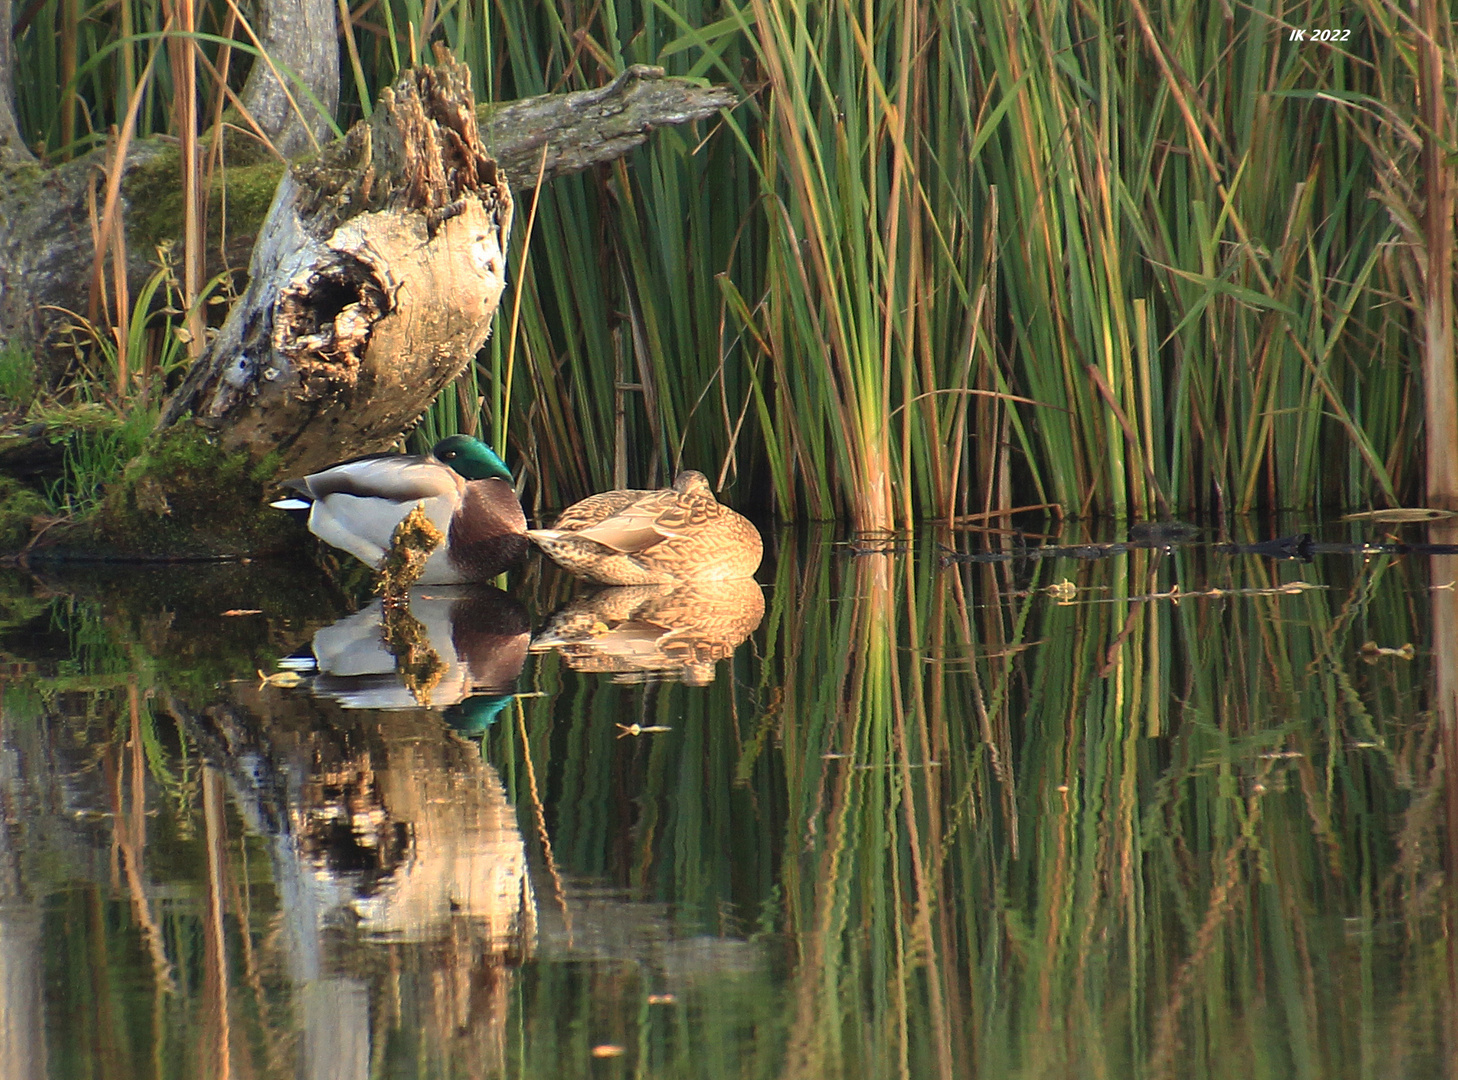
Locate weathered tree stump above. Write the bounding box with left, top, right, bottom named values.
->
left=161, top=51, right=512, bottom=477
left=0, top=56, right=734, bottom=415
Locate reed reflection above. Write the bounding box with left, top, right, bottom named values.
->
left=774, top=545, right=956, bottom=1080
left=0, top=524, right=1453, bottom=1079
left=1428, top=517, right=1458, bottom=1079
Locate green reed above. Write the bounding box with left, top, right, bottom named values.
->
left=9, top=0, right=1448, bottom=523
left=383, top=0, right=1439, bottom=522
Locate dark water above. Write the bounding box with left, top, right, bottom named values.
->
left=1, top=519, right=1455, bottom=1079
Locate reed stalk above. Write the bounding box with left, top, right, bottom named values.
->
left=164, top=0, right=206, bottom=363
left=1414, top=0, right=1457, bottom=509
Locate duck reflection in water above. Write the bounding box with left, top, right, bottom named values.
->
left=530, top=577, right=766, bottom=684
left=282, top=584, right=530, bottom=719
left=241, top=587, right=538, bottom=1074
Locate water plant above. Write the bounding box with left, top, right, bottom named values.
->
left=44, top=403, right=156, bottom=517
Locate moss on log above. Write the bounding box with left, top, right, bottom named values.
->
left=0, top=476, right=47, bottom=550
left=123, top=149, right=285, bottom=268
left=91, top=423, right=291, bottom=557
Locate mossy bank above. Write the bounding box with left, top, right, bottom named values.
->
left=88, top=424, right=294, bottom=559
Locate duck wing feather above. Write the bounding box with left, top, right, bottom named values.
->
left=294, top=455, right=464, bottom=502
left=568, top=485, right=722, bottom=553
left=552, top=488, right=655, bottom=530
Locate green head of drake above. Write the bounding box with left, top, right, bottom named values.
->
left=432, top=435, right=513, bottom=483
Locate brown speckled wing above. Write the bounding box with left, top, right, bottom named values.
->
left=570, top=486, right=714, bottom=552
left=652, top=487, right=723, bottom=535
left=552, top=489, right=654, bottom=530
left=529, top=471, right=761, bottom=584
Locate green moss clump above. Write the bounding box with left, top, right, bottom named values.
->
left=0, top=477, right=49, bottom=552
left=93, top=424, right=294, bottom=558
left=124, top=149, right=284, bottom=255
left=375, top=502, right=444, bottom=600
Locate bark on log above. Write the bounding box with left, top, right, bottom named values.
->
left=237, top=0, right=341, bottom=158
left=0, top=144, right=172, bottom=383
left=161, top=51, right=512, bottom=477
left=0, top=0, right=32, bottom=166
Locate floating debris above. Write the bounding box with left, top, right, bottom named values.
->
left=616, top=723, right=673, bottom=738
left=257, top=669, right=303, bottom=689
left=1341, top=508, right=1457, bottom=522
left=1359, top=640, right=1415, bottom=663
left=1049, top=580, right=1327, bottom=606
left=1046, top=579, right=1077, bottom=601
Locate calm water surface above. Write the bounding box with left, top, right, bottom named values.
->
left=1, top=520, right=1455, bottom=1079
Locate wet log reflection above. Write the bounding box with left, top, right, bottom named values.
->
left=180, top=664, right=538, bottom=1075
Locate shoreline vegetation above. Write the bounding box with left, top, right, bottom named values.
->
left=0, top=0, right=1454, bottom=553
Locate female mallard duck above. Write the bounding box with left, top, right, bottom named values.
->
left=271, top=435, right=528, bottom=583
left=527, top=470, right=761, bottom=585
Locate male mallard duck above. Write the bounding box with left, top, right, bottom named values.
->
left=271, top=435, right=528, bottom=583
left=526, top=470, right=761, bottom=585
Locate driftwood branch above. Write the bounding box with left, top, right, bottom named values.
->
left=483, top=65, right=735, bottom=187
